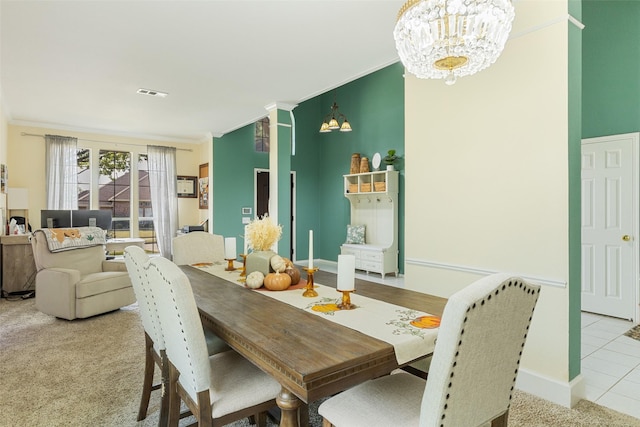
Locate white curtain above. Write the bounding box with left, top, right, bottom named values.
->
left=147, top=145, right=178, bottom=259
left=45, top=134, right=78, bottom=209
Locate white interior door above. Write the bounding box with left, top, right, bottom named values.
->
left=581, top=133, right=638, bottom=321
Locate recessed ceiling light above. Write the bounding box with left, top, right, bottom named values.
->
left=136, top=88, right=168, bottom=98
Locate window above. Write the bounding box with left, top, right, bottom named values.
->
left=98, top=150, right=131, bottom=239
left=255, top=117, right=270, bottom=152
left=77, top=148, right=90, bottom=210
left=74, top=148, right=158, bottom=254
left=137, top=154, right=157, bottom=253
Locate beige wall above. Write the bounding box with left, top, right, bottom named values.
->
left=0, top=98, right=7, bottom=214
left=6, top=124, right=209, bottom=232
left=404, top=1, right=576, bottom=404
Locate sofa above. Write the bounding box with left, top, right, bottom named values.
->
left=31, top=228, right=135, bottom=320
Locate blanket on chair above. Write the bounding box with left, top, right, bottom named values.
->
left=42, top=227, right=107, bottom=252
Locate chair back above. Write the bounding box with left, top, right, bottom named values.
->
left=420, top=273, right=540, bottom=427
left=147, top=257, right=212, bottom=402
left=31, top=229, right=105, bottom=276
left=172, top=231, right=225, bottom=265
left=124, top=246, right=164, bottom=350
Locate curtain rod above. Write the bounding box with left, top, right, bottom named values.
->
left=20, top=132, right=193, bottom=152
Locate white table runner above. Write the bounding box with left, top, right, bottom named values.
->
left=194, top=263, right=439, bottom=365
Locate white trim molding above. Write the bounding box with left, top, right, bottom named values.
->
left=264, top=102, right=298, bottom=112
left=405, top=258, right=567, bottom=288
left=516, top=369, right=585, bottom=408
left=510, top=13, right=585, bottom=40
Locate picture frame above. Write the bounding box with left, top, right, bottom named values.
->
left=199, top=163, right=209, bottom=209
left=0, top=164, right=6, bottom=194
left=177, top=175, right=197, bottom=198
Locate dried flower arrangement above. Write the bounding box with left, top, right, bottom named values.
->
left=245, top=215, right=282, bottom=251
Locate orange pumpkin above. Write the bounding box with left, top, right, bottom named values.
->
left=263, top=272, right=292, bottom=291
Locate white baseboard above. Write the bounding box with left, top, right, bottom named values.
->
left=405, top=257, right=567, bottom=288
left=515, top=368, right=585, bottom=408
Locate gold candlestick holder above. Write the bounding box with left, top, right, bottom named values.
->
left=302, top=267, right=319, bottom=297
left=225, top=258, right=237, bottom=272
left=237, top=254, right=247, bottom=283
left=337, top=289, right=356, bottom=310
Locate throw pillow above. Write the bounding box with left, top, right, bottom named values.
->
left=346, top=224, right=365, bottom=244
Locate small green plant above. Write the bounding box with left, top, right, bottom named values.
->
left=383, top=149, right=397, bottom=165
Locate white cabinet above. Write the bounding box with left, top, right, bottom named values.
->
left=341, top=171, right=398, bottom=277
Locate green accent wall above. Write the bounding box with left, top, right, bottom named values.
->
left=569, top=0, right=582, bottom=382
left=212, top=62, right=405, bottom=269
left=212, top=124, right=269, bottom=254
left=582, top=0, right=640, bottom=138
left=293, top=62, right=405, bottom=267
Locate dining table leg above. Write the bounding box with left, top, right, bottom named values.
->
left=276, top=386, right=301, bottom=427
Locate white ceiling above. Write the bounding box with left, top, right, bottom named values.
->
left=0, top=0, right=405, bottom=144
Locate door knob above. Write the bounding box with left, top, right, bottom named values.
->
left=622, top=235, right=631, bottom=241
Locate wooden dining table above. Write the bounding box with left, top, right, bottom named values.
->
left=182, top=266, right=447, bottom=427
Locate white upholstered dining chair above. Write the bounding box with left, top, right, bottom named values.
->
left=172, top=231, right=225, bottom=265
left=124, top=246, right=229, bottom=426
left=124, top=245, right=169, bottom=424
left=147, top=256, right=281, bottom=427
left=318, top=273, right=541, bottom=427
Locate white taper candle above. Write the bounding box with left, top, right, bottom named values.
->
left=243, top=226, right=248, bottom=254
left=308, top=230, right=314, bottom=269
left=337, top=254, right=356, bottom=291
left=224, top=237, right=236, bottom=259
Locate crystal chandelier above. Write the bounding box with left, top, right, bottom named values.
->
left=393, top=0, right=515, bottom=85
left=319, top=93, right=352, bottom=133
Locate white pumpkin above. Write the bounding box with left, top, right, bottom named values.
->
left=270, top=255, right=287, bottom=273
left=245, top=271, right=265, bottom=289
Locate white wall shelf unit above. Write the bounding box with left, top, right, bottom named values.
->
left=341, top=170, right=398, bottom=277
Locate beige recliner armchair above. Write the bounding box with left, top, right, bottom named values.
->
left=172, top=231, right=225, bottom=265
left=31, top=228, right=135, bottom=320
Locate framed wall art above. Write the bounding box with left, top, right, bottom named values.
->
left=0, top=164, right=6, bottom=193
left=177, top=175, right=197, bottom=198
left=199, top=163, right=209, bottom=209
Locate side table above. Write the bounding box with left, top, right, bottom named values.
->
left=1, top=234, right=37, bottom=297
left=105, top=237, right=146, bottom=254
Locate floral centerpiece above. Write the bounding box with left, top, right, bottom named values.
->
left=245, top=215, right=282, bottom=276
left=245, top=214, right=282, bottom=251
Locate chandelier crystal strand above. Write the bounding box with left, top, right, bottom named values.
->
left=393, top=0, right=515, bottom=84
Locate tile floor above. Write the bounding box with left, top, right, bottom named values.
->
left=581, top=311, right=640, bottom=420
left=308, top=260, right=640, bottom=420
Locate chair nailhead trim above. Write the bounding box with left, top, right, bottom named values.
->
left=438, top=278, right=540, bottom=424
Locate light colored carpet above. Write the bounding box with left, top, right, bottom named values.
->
left=1, top=298, right=639, bottom=427
left=624, top=324, right=640, bottom=341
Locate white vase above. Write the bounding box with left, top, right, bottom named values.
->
left=386, top=164, right=395, bottom=171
